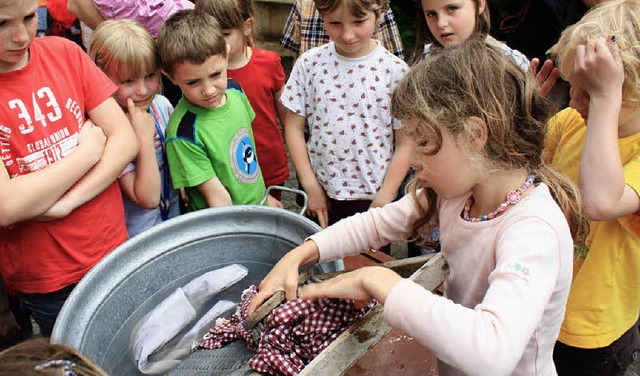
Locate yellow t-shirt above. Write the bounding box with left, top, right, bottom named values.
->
left=544, top=108, right=640, bottom=349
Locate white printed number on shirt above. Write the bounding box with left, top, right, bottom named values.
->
left=9, top=87, right=62, bottom=134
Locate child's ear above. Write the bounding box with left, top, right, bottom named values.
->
left=477, top=0, right=487, bottom=15
left=243, top=18, right=253, bottom=36
left=466, top=116, right=487, bottom=151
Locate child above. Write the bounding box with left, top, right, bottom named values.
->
left=413, top=0, right=530, bottom=71
left=0, top=0, right=137, bottom=337
left=544, top=1, right=640, bottom=374
left=157, top=10, right=281, bottom=211
left=195, top=0, right=290, bottom=201
left=282, top=0, right=412, bottom=228
left=67, top=0, right=193, bottom=37
left=0, top=337, right=107, bottom=375
left=280, top=0, right=404, bottom=59
left=88, top=19, right=180, bottom=238
left=250, top=39, right=590, bottom=375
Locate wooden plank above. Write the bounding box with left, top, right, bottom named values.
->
left=299, top=252, right=448, bottom=376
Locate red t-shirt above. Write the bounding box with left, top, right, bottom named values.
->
left=0, top=37, right=127, bottom=293
left=227, top=48, right=289, bottom=187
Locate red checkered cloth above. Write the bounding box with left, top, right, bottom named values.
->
left=199, top=285, right=375, bottom=375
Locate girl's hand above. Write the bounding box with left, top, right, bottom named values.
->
left=572, top=36, right=624, bottom=100
left=530, top=58, right=559, bottom=98
left=77, top=119, right=106, bottom=165
left=305, top=183, right=329, bottom=228
left=247, top=240, right=321, bottom=315
left=299, top=266, right=403, bottom=305
left=126, top=98, right=156, bottom=141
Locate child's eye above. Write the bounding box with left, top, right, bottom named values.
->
left=447, top=5, right=458, bottom=12
left=187, top=81, right=198, bottom=86
left=425, top=11, right=436, bottom=18
left=354, top=20, right=365, bottom=25
left=24, top=13, right=36, bottom=22
left=145, top=72, right=157, bottom=80
left=329, top=21, right=341, bottom=26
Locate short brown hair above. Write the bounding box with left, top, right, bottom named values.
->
left=313, top=0, right=389, bottom=20
left=157, top=10, right=227, bottom=76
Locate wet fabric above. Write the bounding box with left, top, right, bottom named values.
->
left=199, top=285, right=375, bottom=375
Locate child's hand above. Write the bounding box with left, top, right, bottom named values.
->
left=306, top=183, right=329, bottom=228
left=267, top=194, right=283, bottom=208
left=572, top=36, right=624, bottom=101
left=248, top=240, right=321, bottom=315
left=530, top=58, right=559, bottom=98
left=299, top=266, right=402, bottom=306
left=126, top=98, right=156, bottom=141
left=77, top=120, right=106, bottom=164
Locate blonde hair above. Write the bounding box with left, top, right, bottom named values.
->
left=411, top=0, right=490, bottom=64
left=157, top=10, right=227, bottom=76
left=313, top=0, right=388, bottom=20
left=196, top=0, right=253, bottom=47
left=548, top=0, right=640, bottom=106
left=0, top=338, right=107, bottom=376
left=88, top=19, right=158, bottom=81
left=392, top=38, right=589, bottom=247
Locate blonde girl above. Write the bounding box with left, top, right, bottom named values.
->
left=196, top=0, right=290, bottom=200
left=89, top=19, right=180, bottom=237
left=249, top=39, right=589, bottom=375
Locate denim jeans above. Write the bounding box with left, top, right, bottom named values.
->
left=17, top=284, right=76, bottom=338
left=554, top=319, right=640, bottom=376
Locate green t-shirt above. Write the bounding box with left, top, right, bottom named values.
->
left=165, top=81, right=266, bottom=211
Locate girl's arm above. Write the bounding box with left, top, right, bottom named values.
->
left=274, top=88, right=288, bottom=129
left=576, top=37, right=640, bottom=219
left=42, top=97, right=138, bottom=218
left=196, top=177, right=233, bottom=208
left=248, top=192, right=424, bottom=314
left=371, top=129, right=413, bottom=208
left=118, top=99, right=161, bottom=209
left=284, top=109, right=329, bottom=227
left=67, top=0, right=105, bottom=29
left=0, top=122, right=106, bottom=227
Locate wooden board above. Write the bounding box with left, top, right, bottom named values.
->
left=299, top=252, right=448, bottom=376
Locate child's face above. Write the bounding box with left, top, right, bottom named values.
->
left=223, top=22, right=249, bottom=62
left=170, top=54, right=228, bottom=109
left=421, top=0, right=482, bottom=47
left=110, top=71, right=161, bottom=111
left=0, top=0, right=38, bottom=73
left=410, top=124, right=480, bottom=199
left=322, top=4, right=377, bottom=58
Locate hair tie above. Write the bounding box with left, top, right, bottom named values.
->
left=34, top=359, right=77, bottom=376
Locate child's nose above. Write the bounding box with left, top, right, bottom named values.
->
left=341, top=26, right=355, bottom=41
left=136, top=81, right=149, bottom=95
left=11, top=23, right=29, bottom=45
left=436, top=15, right=448, bottom=29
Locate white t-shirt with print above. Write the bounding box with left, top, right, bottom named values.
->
left=282, top=42, right=409, bottom=200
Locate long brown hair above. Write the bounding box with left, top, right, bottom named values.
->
left=393, top=38, right=589, bottom=247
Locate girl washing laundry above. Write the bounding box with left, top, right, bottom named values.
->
left=250, top=39, right=589, bottom=375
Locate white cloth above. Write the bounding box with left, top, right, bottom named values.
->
left=131, top=264, right=248, bottom=374
left=281, top=41, right=409, bottom=200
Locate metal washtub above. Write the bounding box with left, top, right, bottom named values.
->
left=51, top=205, right=343, bottom=375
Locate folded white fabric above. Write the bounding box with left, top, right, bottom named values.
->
left=131, top=264, right=248, bottom=374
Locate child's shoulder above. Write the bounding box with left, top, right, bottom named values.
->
left=30, top=36, right=83, bottom=56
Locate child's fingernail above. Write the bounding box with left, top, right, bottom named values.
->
left=611, top=35, right=616, bottom=42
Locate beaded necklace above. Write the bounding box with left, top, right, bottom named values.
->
left=463, top=174, right=536, bottom=222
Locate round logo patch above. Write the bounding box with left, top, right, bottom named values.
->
left=230, top=127, right=260, bottom=184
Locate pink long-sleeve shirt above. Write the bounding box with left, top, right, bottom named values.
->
left=310, top=184, right=573, bottom=375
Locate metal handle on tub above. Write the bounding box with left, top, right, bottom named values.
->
left=259, top=186, right=308, bottom=216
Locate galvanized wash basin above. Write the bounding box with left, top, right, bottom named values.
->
left=51, top=205, right=342, bottom=375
